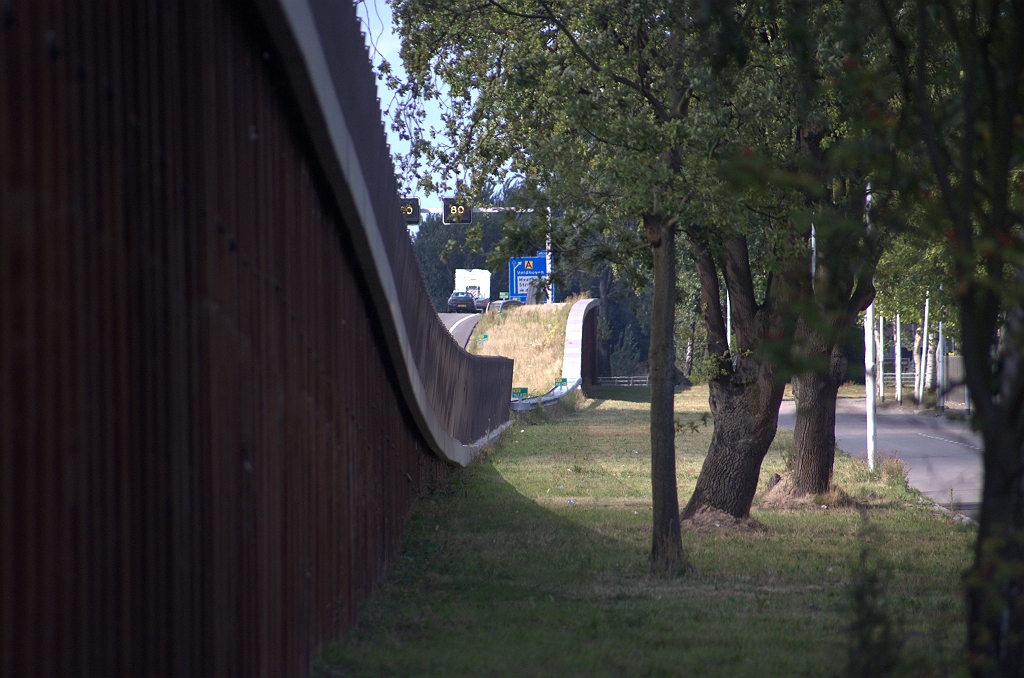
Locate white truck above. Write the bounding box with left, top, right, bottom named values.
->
left=454, top=269, right=491, bottom=311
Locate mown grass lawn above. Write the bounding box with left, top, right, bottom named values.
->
left=318, top=386, right=973, bottom=677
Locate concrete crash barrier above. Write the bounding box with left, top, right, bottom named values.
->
left=511, top=299, right=600, bottom=411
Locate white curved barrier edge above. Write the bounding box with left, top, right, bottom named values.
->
left=510, top=298, right=600, bottom=411
left=254, top=0, right=492, bottom=466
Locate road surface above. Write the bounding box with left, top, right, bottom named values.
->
left=778, top=399, right=983, bottom=517
left=438, top=313, right=481, bottom=349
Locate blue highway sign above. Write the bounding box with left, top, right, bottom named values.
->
left=508, top=256, right=547, bottom=302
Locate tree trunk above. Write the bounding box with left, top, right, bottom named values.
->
left=644, top=212, right=682, bottom=570
left=681, top=234, right=795, bottom=520
left=961, top=295, right=1024, bottom=677
left=925, top=330, right=937, bottom=391
left=792, top=345, right=846, bottom=494
left=683, top=359, right=786, bottom=518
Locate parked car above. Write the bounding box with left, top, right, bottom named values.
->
left=447, top=291, right=477, bottom=313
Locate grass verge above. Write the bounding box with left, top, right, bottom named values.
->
left=318, top=385, right=973, bottom=678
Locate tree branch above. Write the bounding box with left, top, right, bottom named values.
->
left=876, top=0, right=965, bottom=237
left=723, top=236, right=760, bottom=349
left=484, top=0, right=676, bottom=122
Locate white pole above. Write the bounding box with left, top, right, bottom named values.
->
left=545, top=207, right=554, bottom=304
left=895, top=313, right=903, bottom=404
left=864, top=183, right=877, bottom=470
left=917, top=323, right=925, bottom=403
left=810, top=224, right=817, bottom=288
left=919, top=292, right=930, bottom=401
left=937, top=321, right=945, bottom=411
left=878, top=314, right=885, bottom=401
left=726, top=291, right=732, bottom=357
left=865, top=304, right=877, bottom=470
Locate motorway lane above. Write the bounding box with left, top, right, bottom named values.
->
left=778, top=399, right=983, bottom=515
left=438, top=312, right=481, bottom=349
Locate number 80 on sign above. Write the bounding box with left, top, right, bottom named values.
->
left=442, top=198, right=472, bottom=224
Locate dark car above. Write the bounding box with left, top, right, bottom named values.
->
left=447, top=291, right=477, bottom=313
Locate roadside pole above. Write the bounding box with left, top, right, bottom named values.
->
left=919, top=292, right=930, bottom=403
left=878, top=315, right=885, bottom=402
left=866, top=303, right=877, bottom=471
left=726, top=292, right=732, bottom=357
left=895, top=313, right=903, bottom=404
left=937, top=322, right=945, bottom=411
left=864, top=185, right=876, bottom=470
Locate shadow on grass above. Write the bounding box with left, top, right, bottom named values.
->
left=316, top=391, right=970, bottom=678
left=317, top=462, right=678, bottom=676
left=584, top=385, right=652, bottom=403
left=314, top=462, right=944, bottom=678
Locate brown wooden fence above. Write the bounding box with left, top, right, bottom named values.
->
left=0, top=1, right=512, bottom=675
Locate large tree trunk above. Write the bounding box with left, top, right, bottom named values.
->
left=644, top=212, right=682, bottom=570
left=681, top=235, right=795, bottom=520
left=684, top=359, right=786, bottom=518
left=792, top=345, right=846, bottom=494
left=787, top=228, right=873, bottom=495
left=961, top=291, right=1024, bottom=677
left=968, top=424, right=1024, bottom=678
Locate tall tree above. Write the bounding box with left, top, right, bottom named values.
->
left=869, top=0, right=1024, bottom=672
left=682, top=228, right=804, bottom=518
left=728, top=1, right=897, bottom=495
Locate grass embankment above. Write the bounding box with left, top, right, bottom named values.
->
left=319, top=385, right=973, bottom=677
left=468, top=301, right=577, bottom=396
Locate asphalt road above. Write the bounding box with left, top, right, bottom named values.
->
left=438, top=312, right=481, bottom=349
left=778, top=399, right=983, bottom=516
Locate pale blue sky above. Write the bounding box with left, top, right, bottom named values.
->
left=355, top=0, right=444, bottom=212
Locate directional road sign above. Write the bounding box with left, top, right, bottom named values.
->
left=508, top=256, right=547, bottom=302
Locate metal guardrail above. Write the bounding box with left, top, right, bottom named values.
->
left=598, top=376, right=651, bottom=386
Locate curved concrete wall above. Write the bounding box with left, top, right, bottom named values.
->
left=511, top=299, right=601, bottom=411
left=562, top=299, right=601, bottom=387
